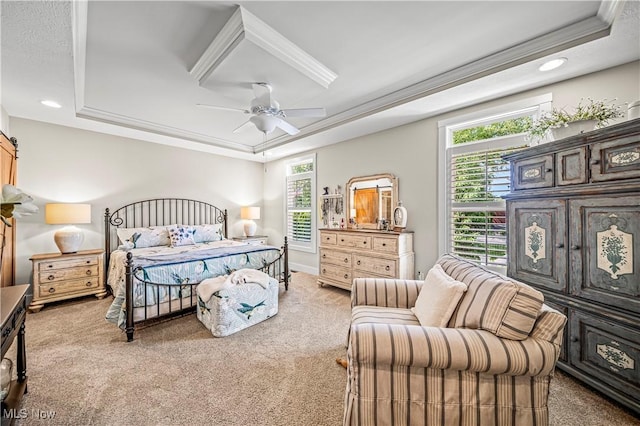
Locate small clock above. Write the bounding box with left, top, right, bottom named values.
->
left=393, top=201, right=407, bottom=230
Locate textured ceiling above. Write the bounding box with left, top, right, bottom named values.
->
left=2, top=1, right=639, bottom=162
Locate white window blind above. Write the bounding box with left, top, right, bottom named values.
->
left=449, top=146, right=521, bottom=267
left=285, top=155, right=316, bottom=252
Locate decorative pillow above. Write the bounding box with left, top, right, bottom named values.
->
left=168, top=225, right=196, bottom=247
left=438, top=254, right=544, bottom=340
left=411, top=264, right=467, bottom=327
left=116, top=226, right=171, bottom=248
left=193, top=224, right=224, bottom=243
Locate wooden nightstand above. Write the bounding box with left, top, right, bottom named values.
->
left=232, top=235, right=269, bottom=245
left=29, top=249, right=106, bottom=313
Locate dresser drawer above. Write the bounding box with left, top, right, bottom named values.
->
left=38, top=255, right=98, bottom=271
left=372, top=237, right=398, bottom=253
left=320, top=231, right=337, bottom=245
left=37, top=277, right=102, bottom=298
left=319, top=263, right=352, bottom=285
left=320, top=249, right=351, bottom=267
left=590, top=135, right=640, bottom=182
left=353, top=254, right=396, bottom=277
left=337, top=234, right=371, bottom=249
left=512, top=155, right=554, bottom=190
left=37, top=265, right=99, bottom=284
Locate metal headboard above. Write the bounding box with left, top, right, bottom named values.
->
left=104, top=198, right=228, bottom=282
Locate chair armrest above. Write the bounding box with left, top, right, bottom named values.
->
left=351, top=278, right=423, bottom=309
left=348, top=323, right=561, bottom=377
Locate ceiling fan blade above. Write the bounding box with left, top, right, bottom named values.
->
left=281, top=107, right=326, bottom=118
left=232, top=120, right=254, bottom=133
left=252, top=82, right=272, bottom=107
left=275, top=118, right=300, bottom=135
left=196, top=104, right=250, bottom=114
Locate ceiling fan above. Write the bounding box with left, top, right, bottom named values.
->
left=197, top=83, right=326, bottom=135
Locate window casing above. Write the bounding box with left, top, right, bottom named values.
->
left=285, top=154, right=316, bottom=253
left=438, top=95, right=552, bottom=271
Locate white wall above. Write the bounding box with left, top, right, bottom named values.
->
left=265, top=60, right=640, bottom=276
left=0, top=105, right=10, bottom=135
left=10, top=118, right=264, bottom=285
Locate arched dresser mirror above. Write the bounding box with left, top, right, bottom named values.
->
left=346, top=173, right=398, bottom=229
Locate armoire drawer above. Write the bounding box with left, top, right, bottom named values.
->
left=512, top=154, right=554, bottom=190
left=569, top=310, right=640, bottom=399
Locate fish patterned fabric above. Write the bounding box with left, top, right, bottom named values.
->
left=197, top=278, right=279, bottom=337
left=105, top=240, right=280, bottom=328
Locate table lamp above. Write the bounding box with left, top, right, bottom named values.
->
left=45, top=203, right=91, bottom=253
left=240, top=206, right=260, bottom=237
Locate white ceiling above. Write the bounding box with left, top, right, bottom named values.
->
left=2, top=1, right=639, bottom=162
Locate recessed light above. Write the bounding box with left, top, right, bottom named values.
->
left=538, top=58, right=567, bottom=72
left=40, top=100, right=62, bottom=108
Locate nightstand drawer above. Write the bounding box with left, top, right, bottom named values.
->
left=38, top=255, right=98, bottom=272
left=37, top=265, right=99, bottom=284
left=37, top=277, right=102, bottom=298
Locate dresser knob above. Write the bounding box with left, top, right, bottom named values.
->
left=590, top=159, right=600, bottom=165
left=341, top=239, right=344, bottom=242
left=545, top=168, right=552, bottom=172
left=48, top=287, right=55, bottom=293
left=357, top=260, right=361, bottom=266
left=571, top=336, right=579, bottom=343
left=47, top=275, right=55, bottom=281
left=86, top=281, right=92, bottom=287
left=322, top=269, right=326, bottom=274
left=556, top=243, right=564, bottom=248
left=344, top=274, right=348, bottom=279
left=86, top=260, right=91, bottom=264
left=363, top=241, right=367, bottom=245
left=86, top=269, right=92, bottom=275
left=571, top=245, right=580, bottom=250
left=382, top=243, right=386, bottom=247
left=322, top=254, right=326, bottom=258
left=47, top=264, right=54, bottom=268
left=385, top=266, right=390, bottom=271
left=344, top=258, right=348, bottom=263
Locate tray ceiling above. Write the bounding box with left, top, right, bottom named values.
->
left=1, top=1, right=639, bottom=162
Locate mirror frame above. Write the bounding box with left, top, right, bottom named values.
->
left=346, top=173, right=398, bottom=230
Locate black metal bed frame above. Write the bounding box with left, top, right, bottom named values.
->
left=104, top=198, right=289, bottom=342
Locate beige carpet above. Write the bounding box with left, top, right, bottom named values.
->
left=4, top=272, right=639, bottom=425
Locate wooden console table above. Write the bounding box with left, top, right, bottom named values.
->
left=1, top=284, right=28, bottom=425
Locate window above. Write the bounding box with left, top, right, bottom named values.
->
left=285, top=154, right=316, bottom=252
left=438, top=95, right=551, bottom=271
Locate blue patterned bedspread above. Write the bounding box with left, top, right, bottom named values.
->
left=105, top=240, right=281, bottom=327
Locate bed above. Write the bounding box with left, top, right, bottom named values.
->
left=103, top=198, right=289, bottom=341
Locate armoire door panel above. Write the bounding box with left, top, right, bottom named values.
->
left=569, top=196, right=640, bottom=313
left=507, top=199, right=567, bottom=291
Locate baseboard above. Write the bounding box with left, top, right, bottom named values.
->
left=289, top=262, right=318, bottom=276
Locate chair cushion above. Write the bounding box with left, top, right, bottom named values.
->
left=411, top=264, right=467, bottom=327
left=438, top=254, right=544, bottom=340
left=352, top=305, right=420, bottom=327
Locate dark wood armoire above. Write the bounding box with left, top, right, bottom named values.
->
left=503, top=118, right=640, bottom=416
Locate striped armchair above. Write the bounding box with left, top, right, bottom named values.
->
left=343, top=254, right=567, bottom=426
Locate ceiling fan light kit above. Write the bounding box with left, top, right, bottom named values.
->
left=198, top=82, right=326, bottom=136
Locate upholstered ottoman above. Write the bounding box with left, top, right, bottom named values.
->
left=196, top=274, right=279, bottom=337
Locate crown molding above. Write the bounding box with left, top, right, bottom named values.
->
left=76, top=106, right=253, bottom=153
left=189, top=6, right=337, bottom=88
left=256, top=1, right=622, bottom=153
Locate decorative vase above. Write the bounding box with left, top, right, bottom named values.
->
left=393, top=201, right=407, bottom=231
left=551, top=119, right=598, bottom=140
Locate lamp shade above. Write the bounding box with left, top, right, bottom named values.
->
left=45, top=204, right=91, bottom=254
left=45, top=203, right=91, bottom=224
left=240, top=206, right=260, bottom=220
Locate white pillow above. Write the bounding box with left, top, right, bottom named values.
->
left=168, top=225, right=196, bottom=247
left=116, top=226, right=171, bottom=248
left=192, top=224, right=224, bottom=243
left=411, top=264, right=467, bottom=327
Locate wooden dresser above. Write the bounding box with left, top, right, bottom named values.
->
left=503, top=118, right=640, bottom=416
left=318, top=229, right=414, bottom=290
left=29, top=249, right=107, bottom=312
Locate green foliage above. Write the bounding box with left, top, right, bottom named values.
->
left=453, top=117, right=532, bottom=145
left=526, top=98, right=624, bottom=138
